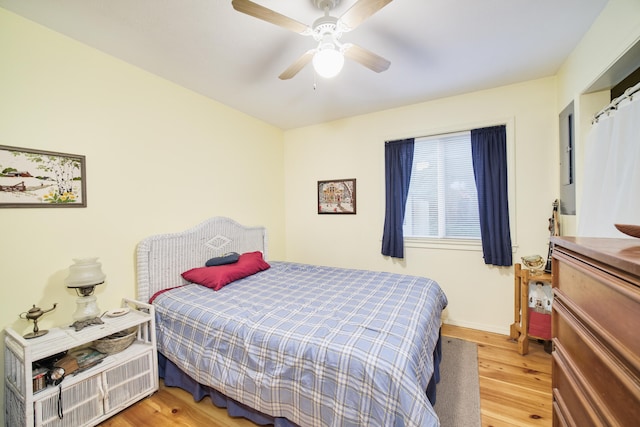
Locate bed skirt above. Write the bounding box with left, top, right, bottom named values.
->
left=158, top=329, right=442, bottom=426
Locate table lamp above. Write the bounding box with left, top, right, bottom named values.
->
left=65, top=257, right=105, bottom=323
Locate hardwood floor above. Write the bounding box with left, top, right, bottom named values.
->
left=100, top=325, right=552, bottom=427
left=443, top=324, right=552, bottom=427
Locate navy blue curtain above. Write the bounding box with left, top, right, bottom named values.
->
left=381, top=138, right=414, bottom=258
left=470, top=125, right=512, bottom=266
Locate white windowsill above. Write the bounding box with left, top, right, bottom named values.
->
left=404, top=237, right=519, bottom=253
left=404, top=237, right=483, bottom=251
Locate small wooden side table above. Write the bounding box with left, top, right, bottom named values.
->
left=509, top=263, right=552, bottom=355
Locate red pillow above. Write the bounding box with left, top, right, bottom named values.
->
left=181, top=251, right=270, bottom=291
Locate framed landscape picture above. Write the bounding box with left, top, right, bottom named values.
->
left=318, top=178, right=356, bottom=214
left=0, top=145, right=86, bottom=208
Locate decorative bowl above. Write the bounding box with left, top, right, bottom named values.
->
left=614, top=224, right=640, bottom=239
left=521, top=255, right=546, bottom=273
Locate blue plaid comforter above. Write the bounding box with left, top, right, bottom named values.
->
left=153, top=261, right=448, bottom=426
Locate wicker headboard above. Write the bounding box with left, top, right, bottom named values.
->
left=136, top=217, right=267, bottom=302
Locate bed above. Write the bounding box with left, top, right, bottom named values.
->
left=136, top=217, right=448, bottom=426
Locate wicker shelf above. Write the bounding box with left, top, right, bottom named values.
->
left=4, top=298, right=158, bottom=427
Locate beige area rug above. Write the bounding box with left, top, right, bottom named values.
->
left=433, top=337, right=482, bottom=427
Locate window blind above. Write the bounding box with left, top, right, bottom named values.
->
left=403, top=131, right=481, bottom=239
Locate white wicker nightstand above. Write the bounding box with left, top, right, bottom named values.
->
left=4, top=298, right=158, bottom=427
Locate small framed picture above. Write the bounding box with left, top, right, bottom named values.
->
left=318, top=178, right=356, bottom=214
left=0, top=145, right=86, bottom=208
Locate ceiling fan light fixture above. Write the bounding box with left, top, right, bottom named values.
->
left=313, top=46, right=344, bottom=78
left=233, top=0, right=393, bottom=80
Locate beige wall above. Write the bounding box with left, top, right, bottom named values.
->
left=0, top=9, right=285, bottom=338
left=283, top=77, right=559, bottom=333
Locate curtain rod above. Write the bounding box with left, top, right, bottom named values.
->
left=593, top=81, right=640, bottom=123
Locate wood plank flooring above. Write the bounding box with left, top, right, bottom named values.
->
left=100, top=325, right=552, bottom=427
left=443, top=324, right=552, bottom=427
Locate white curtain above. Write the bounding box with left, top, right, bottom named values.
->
left=578, top=82, right=640, bottom=238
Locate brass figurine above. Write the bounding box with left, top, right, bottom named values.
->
left=19, top=303, right=57, bottom=339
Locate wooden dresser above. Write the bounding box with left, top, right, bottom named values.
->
left=551, top=237, right=640, bottom=426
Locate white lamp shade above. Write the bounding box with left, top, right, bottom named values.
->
left=65, top=257, right=106, bottom=288
left=313, top=48, right=344, bottom=78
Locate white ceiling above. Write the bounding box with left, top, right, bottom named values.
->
left=1, top=0, right=609, bottom=129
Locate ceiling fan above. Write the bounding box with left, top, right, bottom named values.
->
left=231, top=0, right=393, bottom=79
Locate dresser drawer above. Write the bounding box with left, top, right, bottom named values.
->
left=552, top=397, right=568, bottom=427
left=551, top=238, right=640, bottom=427
left=554, top=249, right=640, bottom=371
left=553, top=300, right=640, bottom=425
left=551, top=346, right=604, bottom=427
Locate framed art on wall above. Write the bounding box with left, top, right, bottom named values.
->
left=318, top=178, right=356, bottom=214
left=0, top=145, right=86, bottom=208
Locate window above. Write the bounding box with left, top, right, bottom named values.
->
left=403, top=131, right=481, bottom=239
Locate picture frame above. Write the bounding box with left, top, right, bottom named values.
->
left=0, top=145, right=87, bottom=208
left=318, top=178, right=356, bottom=214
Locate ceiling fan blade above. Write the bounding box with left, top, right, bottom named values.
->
left=279, top=50, right=316, bottom=80
left=343, top=44, right=390, bottom=73
left=232, top=0, right=309, bottom=34
left=339, top=0, right=393, bottom=31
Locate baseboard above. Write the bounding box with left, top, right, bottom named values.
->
left=443, top=319, right=510, bottom=336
